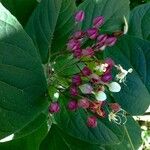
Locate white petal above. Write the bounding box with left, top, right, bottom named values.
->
left=95, top=91, right=107, bottom=101
left=123, top=16, right=128, bottom=34
left=108, top=82, right=121, bottom=93
left=128, top=68, right=133, bottom=73
left=79, top=84, right=93, bottom=94
left=100, top=45, right=106, bottom=51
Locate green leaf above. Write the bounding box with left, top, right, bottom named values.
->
left=102, top=117, right=142, bottom=150
left=104, top=35, right=150, bottom=115
left=51, top=1, right=76, bottom=54
left=0, top=122, right=48, bottom=150
left=1, top=0, right=38, bottom=26
left=128, top=3, right=150, bottom=41
left=40, top=124, right=101, bottom=150
left=0, top=3, right=47, bottom=139
left=26, top=0, right=76, bottom=63
left=14, top=113, right=47, bottom=139
left=78, top=0, right=130, bottom=32
left=41, top=119, right=141, bottom=150
left=54, top=95, right=125, bottom=145
left=53, top=55, right=85, bottom=77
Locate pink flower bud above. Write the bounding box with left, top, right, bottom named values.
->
left=87, top=28, right=98, bottom=39
left=109, top=103, right=121, bottom=112
left=74, top=31, right=84, bottom=39
left=81, top=67, right=92, bottom=76
left=87, top=116, right=97, bottom=128
left=75, top=10, right=85, bottom=22
left=70, top=85, right=78, bottom=96
left=93, top=16, right=104, bottom=28
left=72, top=75, right=82, bottom=86
left=97, top=34, right=108, bottom=45
left=105, top=36, right=117, bottom=46
left=90, top=73, right=100, bottom=83
left=104, top=58, right=115, bottom=74
left=101, top=73, right=112, bottom=83
left=49, top=102, right=60, bottom=113
left=68, top=100, right=78, bottom=111
left=67, top=39, right=80, bottom=51
left=82, top=47, right=94, bottom=57
left=105, top=58, right=115, bottom=67
left=95, top=34, right=108, bottom=51
left=73, top=49, right=82, bottom=58
left=78, top=98, right=90, bottom=109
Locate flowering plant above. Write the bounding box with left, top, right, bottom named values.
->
left=0, top=0, right=149, bottom=150
left=49, top=11, right=133, bottom=128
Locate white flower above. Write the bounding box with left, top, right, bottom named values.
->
left=95, top=63, right=108, bottom=73
left=115, top=65, right=133, bottom=83
left=108, top=110, right=127, bottom=125
left=79, top=84, right=93, bottom=94
left=95, top=91, right=107, bottom=101
left=107, top=82, right=121, bottom=93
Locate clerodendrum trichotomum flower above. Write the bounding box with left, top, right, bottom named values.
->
left=48, top=10, right=132, bottom=128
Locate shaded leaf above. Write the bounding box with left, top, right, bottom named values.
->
left=26, top=0, right=76, bottom=63
left=40, top=118, right=141, bottom=150
left=0, top=3, right=47, bottom=139
left=40, top=124, right=102, bottom=150
left=128, top=3, right=150, bottom=41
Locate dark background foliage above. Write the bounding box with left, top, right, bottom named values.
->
left=0, top=0, right=38, bottom=26
left=76, top=0, right=150, bottom=8
left=1, top=0, right=150, bottom=26
left=130, top=0, right=150, bottom=9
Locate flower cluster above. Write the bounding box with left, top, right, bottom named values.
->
left=67, top=11, right=117, bottom=58
left=49, top=10, right=132, bottom=128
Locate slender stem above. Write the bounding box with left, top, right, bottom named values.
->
left=124, top=125, right=135, bottom=150
left=105, top=105, right=111, bottom=113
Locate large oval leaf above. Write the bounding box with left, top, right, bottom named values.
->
left=26, top=0, right=76, bottom=63
left=40, top=124, right=101, bottom=150
left=128, top=3, right=150, bottom=41
left=41, top=118, right=141, bottom=150
left=104, top=35, right=150, bottom=115
left=78, top=0, right=130, bottom=32
left=0, top=3, right=47, bottom=139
